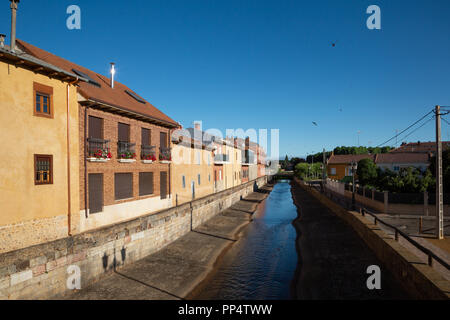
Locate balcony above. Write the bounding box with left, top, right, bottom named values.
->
left=159, top=147, right=172, bottom=163
left=141, top=145, right=156, bottom=163
left=86, top=138, right=111, bottom=162
left=118, top=141, right=136, bottom=163
left=214, top=154, right=229, bottom=164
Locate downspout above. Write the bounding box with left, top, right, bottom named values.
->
left=67, top=77, right=79, bottom=236
left=168, top=128, right=172, bottom=201
left=84, top=105, right=89, bottom=218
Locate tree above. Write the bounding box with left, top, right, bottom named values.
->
left=294, top=163, right=309, bottom=179
left=356, top=158, right=378, bottom=186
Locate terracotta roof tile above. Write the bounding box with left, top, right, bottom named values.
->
left=16, top=39, right=178, bottom=127
left=327, top=154, right=375, bottom=164
left=375, top=152, right=429, bottom=164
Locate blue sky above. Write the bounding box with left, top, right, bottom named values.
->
left=1, top=0, right=450, bottom=158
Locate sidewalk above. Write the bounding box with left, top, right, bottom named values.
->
left=57, top=185, right=273, bottom=300
left=321, top=186, right=450, bottom=281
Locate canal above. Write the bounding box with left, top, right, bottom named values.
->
left=193, top=180, right=410, bottom=300
left=193, top=180, right=297, bottom=299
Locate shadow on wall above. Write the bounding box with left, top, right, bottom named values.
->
left=102, top=246, right=127, bottom=272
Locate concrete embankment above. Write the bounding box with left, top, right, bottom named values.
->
left=291, top=178, right=450, bottom=300
left=62, top=184, right=273, bottom=300
left=0, top=176, right=268, bottom=299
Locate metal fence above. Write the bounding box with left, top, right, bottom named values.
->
left=141, top=145, right=156, bottom=159
left=388, top=192, right=424, bottom=205
left=118, top=141, right=136, bottom=156
left=361, top=208, right=450, bottom=270
left=87, top=138, right=109, bottom=157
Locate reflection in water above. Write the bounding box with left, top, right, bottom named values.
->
left=194, top=180, right=297, bottom=300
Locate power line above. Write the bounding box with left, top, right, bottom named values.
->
left=375, top=109, right=434, bottom=148
left=397, top=116, right=434, bottom=142
left=442, top=117, right=450, bottom=126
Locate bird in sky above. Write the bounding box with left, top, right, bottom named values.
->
left=331, top=41, right=338, bottom=47
left=339, top=107, right=343, bottom=112
left=312, top=121, right=318, bottom=126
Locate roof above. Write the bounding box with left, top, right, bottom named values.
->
left=16, top=40, right=178, bottom=128
left=390, top=141, right=450, bottom=153
left=375, top=153, right=429, bottom=164
left=327, top=154, right=375, bottom=165
left=0, top=45, right=86, bottom=83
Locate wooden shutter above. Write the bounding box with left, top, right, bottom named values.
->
left=142, top=128, right=150, bottom=145
left=115, top=173, right=133, bottom=200
left=118, top=123, right=130, bottom=142
left=89, top=116, right=103, bottom=139
left=160, top=132, right=167, bottom=149
left=160, top=171, right=168, bottom=199
left=88, top=173, right=103, bottom=214
left=139, top=172, right=154, bottom=196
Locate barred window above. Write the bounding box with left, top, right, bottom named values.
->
left=34, top=155, right=53, bottom=185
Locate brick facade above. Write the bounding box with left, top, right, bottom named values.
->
left=79, top=106, right=172, bottom=213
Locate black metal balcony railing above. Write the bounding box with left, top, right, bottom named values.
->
left=87, top=138, right=110, bottom=158
left=118, top=141, right=136, bottom=159
left=141, top=145, right=156, bottom=160
left=159, top=147, right=172, bottom=161
left=214, top=154, right=229, bottom=162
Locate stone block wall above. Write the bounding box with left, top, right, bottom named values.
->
left=0, top=176, right=267, bottom=299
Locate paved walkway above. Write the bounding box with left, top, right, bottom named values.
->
left=321, top=186, right=450, bottom=281
left=291, top=183, right=410, bottom=299
left=59, top=185, right=273, bottom=300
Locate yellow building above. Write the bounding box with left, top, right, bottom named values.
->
left=171, top=130, right=214, bottom=204
left=0, top=46, right=83, bottom=253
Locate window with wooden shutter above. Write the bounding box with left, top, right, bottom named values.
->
left=89, top=116, right=103, bottom=139
left=34, top=154, right=53, bottom=185
left=139, top=172, right=154, bottom=196
left=160, top=132, right=167, bottom=149
left=88, top=173, right=103, bottom=214
left=160, top=171, right=168, bottom=199
left=142, top=128, right=151, bottom=145
left=118, top=123, right=130, bottom=142
left=115, top=173, right=133, bottom=200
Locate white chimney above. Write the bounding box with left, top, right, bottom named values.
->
left=110, top=62, right=115, bottom=88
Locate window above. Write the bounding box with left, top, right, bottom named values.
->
left=160, top=171, right=168, bottom=199
left=118, top=123, right=130, bottom=142
left=141, top=128, right=151, bottom=145
left=182, top=175, right=186, bottom=188
left=115, top=173, right=133, bottom=200
left=209, top=174, right=211, bottom=182
left=34, top=155, right=53, bottom=185
left=393, top=166, right=400, bottom=171
left=331, top=167, right=336, bottom=175
left=219, top=170, right=222, bottom=181
left=198, top=174, right=201, bottom=185
left=33, top=82, right=53, bottom=118
left=139, top=172, right=154, bottom=196
left=88, top=173, right=103, bottom=214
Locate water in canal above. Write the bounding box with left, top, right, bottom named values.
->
left=194, top=180, right=297, bottom=299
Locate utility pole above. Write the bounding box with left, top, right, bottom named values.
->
left=435, top=105, right=444, bottom=240
left=322, top=148, right=326, bottom=192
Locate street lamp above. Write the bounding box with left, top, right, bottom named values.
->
left=351, top=160, right=358, bottom=210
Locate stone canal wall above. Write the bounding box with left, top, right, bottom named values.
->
left=0, top=176, right=268, bottom=299
left=293, top=178, right=450, bottom=300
